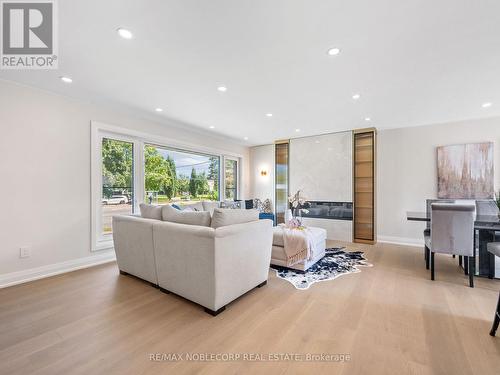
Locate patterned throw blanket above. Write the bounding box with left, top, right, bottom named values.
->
left=278, top=225, right=316, bottom=266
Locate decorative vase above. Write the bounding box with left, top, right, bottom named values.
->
left=293, top=208, right=303, bottom=226
left=284, top=209, right=293, bottom=225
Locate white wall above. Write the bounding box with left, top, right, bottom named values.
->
left=377, top=117, right=500, bottom=244
left=249, top=145, right=274, bottom=201
left=0, top=80, right=249, bottom=284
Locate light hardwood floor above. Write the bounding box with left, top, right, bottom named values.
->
left=1, top=241, right=499, bottom=375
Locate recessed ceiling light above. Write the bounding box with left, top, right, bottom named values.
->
left=365, top=117, right=371, bottom=122
left=209, top=125, right=215, bottom=129
left=352, top=94, right=361, bottom=100
left=155, top=108, right=163, bottom=112
left=217, top=86, right=227, bottom=92
left=327, top=47, right=341, bottom=56
left=315, top=140, right=320, bottom=144
left=244, top=137, right=249, bottom=141
left=266, top=113, right=273, bottom=117
left=482, top=102, right=492, bottom=108
left=117, top=28, right=133, bottom=39
left=60, top=76, right=72, bottom=83
left=295, top=128, right=301, bottom=133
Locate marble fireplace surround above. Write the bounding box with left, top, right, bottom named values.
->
left=289, top=131, right=353, bottom=241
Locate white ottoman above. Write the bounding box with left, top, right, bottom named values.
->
left=271, top=226, right=327, bottom=271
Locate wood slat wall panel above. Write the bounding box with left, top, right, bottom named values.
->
left=353, top=129, right=376, bottom=244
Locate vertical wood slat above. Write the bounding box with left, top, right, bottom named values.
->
left=353, top=129, right=376, bottom=244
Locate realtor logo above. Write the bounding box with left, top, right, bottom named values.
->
left=1, top=0, right=58, bottom=69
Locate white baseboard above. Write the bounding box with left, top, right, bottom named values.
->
left=378, top=235, right=424, bottom=247
left=0, top=252, right=116, bottom=289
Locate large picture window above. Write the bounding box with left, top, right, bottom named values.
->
left=144, top=145, right=220, bottom=205
left=91, top=122, right=241, bottom=251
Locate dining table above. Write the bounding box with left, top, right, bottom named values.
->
left=407, top=211, right=499, bottom=279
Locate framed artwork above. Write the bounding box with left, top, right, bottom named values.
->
left=437, top=142, right=494, bottom=199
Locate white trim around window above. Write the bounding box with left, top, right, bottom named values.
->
left=90, top=121, right=243, bottom=252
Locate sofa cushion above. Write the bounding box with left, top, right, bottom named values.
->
left=202, top=200, right=220, bottom=215
left=179, top=201, right=204, bottom=212
left=211, top=208, right=259, bottom=229
left=139, top=203, right=162, bottom=220
left=161, top=204, right=211, bottom=227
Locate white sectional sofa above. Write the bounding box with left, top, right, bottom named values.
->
left=112, top=205, right=273, bottom=315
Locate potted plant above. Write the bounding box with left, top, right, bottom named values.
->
left=495, top=191, right=500, bottom=218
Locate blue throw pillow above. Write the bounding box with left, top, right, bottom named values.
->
left=171, top=204, right=181, bottom=210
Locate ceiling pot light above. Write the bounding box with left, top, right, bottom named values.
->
left=60, top=76, right=72, bottom=83
left=155, top=108, right=163, bottom=112
left=244, top=137, right=249, bottom=140
left=117, top=28, right=133, bottom=39
left=217, top=86, right=227, bottom=92
left=209, top=125, right=215, bottom=129
left=352, top=94, right=361, bottom=100
left=365, top=117, right=371, bottom=122
left=482, top=102, right=492, bottom=108
left=295, top=129, right=301, bottom=133
left=266, top=113, right=273, bottom=117
left=327, top=47, right=341, bottom=56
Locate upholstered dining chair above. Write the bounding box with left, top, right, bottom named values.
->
left=487, top=242, right=500, bottom=336
left=476, top=199, right=500, bottom=216
left=424, top=203, right=476, bottom=287
left=424, top=199, right=455, bottom=269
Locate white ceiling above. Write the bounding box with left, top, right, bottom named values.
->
left=2, top=0, right=500, bottom=146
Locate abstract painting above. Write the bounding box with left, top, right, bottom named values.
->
left=437, top=142, right=494, bottom=199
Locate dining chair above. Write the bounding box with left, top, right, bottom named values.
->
left=487, top=242, right=500, bottom=336
left=476, top=199, right=500, bottom=216
left=425, top=203, right=476, bottom=287
left=424, top=199, right=455, bottom=269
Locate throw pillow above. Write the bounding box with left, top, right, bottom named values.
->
left=211, top=208, right=259, bottom=229
left=262, top=199, right=273, bottom=213
left=161, top=204, right=211, bottom=227
left=179, top=201, right=204, bottom=212
left=253, top=198, right=263, bottom=212
left=245, top=199, right=254, bottom=209
left=171, top=204, right=181, bottom=210
left=202, top=201, right=220, bottom=215
left=139, top=203, right=162, bottom=220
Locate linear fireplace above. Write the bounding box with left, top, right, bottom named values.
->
left=300, top=201, right=353, bottom=221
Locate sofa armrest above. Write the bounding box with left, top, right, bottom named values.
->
left=213, top=219, right=273, bottom=309
left=112, top=215, right=159, bottom=284
left=152, top=221, right=217, bottom=307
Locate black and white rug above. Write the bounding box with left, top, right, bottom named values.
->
left=271, top=247, right=372, bottom=290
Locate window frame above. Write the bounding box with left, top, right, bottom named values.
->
left=91, top=121, right=242, bottom=252
left=223, top=156, right=239, bottom=201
